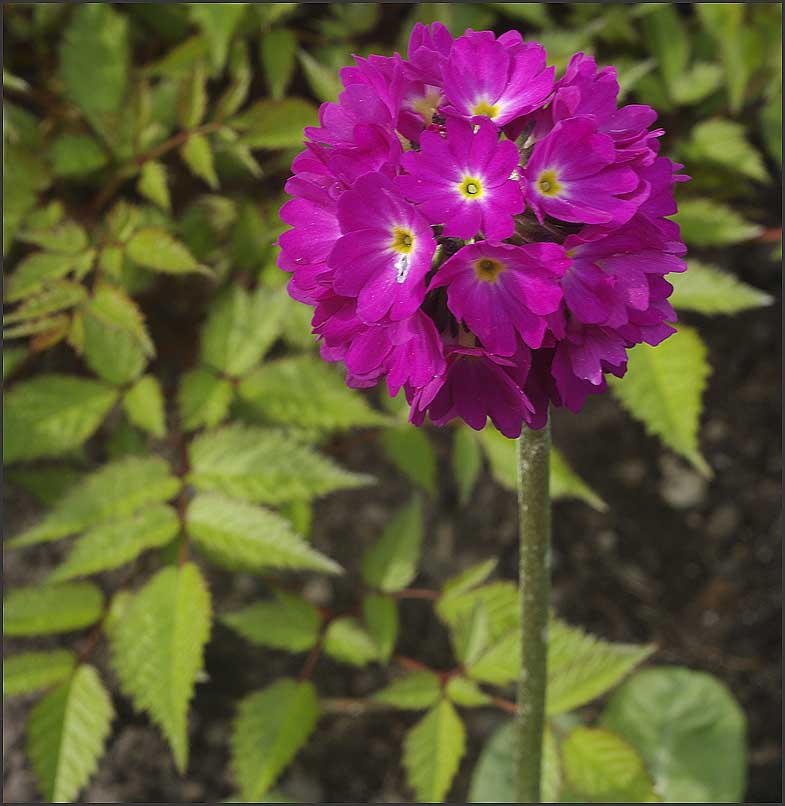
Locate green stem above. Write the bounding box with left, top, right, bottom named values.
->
left=515, top=419, right=551, bottom=803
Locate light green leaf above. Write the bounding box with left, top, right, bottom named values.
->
left=760, top=87, right=782, bottom=167
left=126, top=227, right=204, bottom=274
left=177, top=61, right=208, bottom=128
left=59, top=4, right=129, bottom=141
left=190, top=2, right=247, bottom=72
left=670, top=260, right=773, bottom=315
left=602, top=667, right=747, bottom=803
left=641, top=4, right=689, bottom=94
left=189, top=424, right=372, bottom=505
left=675, top=198, right=762, bottom=247
left=469, top=721, right=561, bottom=803
left=181, top=133, right=218, bottom=189
left=4, top=582, right=104, bottom=636
left=221, top=592, right=321, bottom=652
left=4, top=650, right=77, bottom=696
left=19, top=220, right=89, bottom=254
left=362, top=496, right=423, bottom=593
left=201, top=285, right=287, bottom=377
left=137, top=160, right=171, bottom=212
left=48, top=133, right=108, bottom=177
left=680, top=119, right=767, bottom=181
left=5, top=250, right=93, bottom=302
left=49, top=505, right=180, bottom=582
left=123, top=375, right=167, bottom=438
left=178, top=367, right=234, bottom=431
left=186, top=492, right=342, bottom=574
left=110, top=562, right=211, bottom=772
left=441, top=557, right=498, bottom=599
left=403, top=699, right=466, bottom=803
left=4, top=279, right=87, bottom=323
left=550, top=448, right=607, bottom=511
left=231, top=678, right=320, bottom=802
left=381, top=425, right=436, bottom=495
left=297, top=50, right=342, bottom=102
left=493, top=3, right=549, bottom=26
left=561, top=726, right=657, bottom=803
left=547, top=620, right=655, bottom=716
left=4, top=373, right=118, bottom=464
left=452, top=426, right=483, bottom=505
left=438, top=580, right=517, bottom=642
left=231, top=98, right=317, bottom=149
left=453, top=601, right=490, bottom=667
left=362, top=594, right=398, bottom=662
left=3, top=345, right=27, bottom=379
left=445, top=676, right=492, bottom=708
left=669, top=62, right=723, bottom=106
left=238, top=355, right=388, bottom=431
left=466, top=630, right=519, bottom=685
left=323, top=617, right=379, bottom=667
left=27, top=665, right=114, bottom=802
left=373, top=671, right=442, bottom=710
left=261, top=28, right=297, bottom=100
left=610, top=326, right=711, bottom=475
left=215, top=39, right=252, bottom=119
left=8, top=455, right=181, bottom=548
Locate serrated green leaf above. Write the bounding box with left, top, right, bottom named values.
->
left=381, top=425, right=436, bottom=495
left=188, top=424, right=372, bottom=505
left=602, top=667, right=746, bottom=803
left=441, top=557, right=498, bottom=598
left=323, top=617, right=379, bottom=667
left=49, top=505, right=180, bottom=582
left=201, top=285, right=287, bottom=377
left=681, top=119, right=767, bottom=181
left=123, top=374, right=167, bottom=438
left=466, top=630, right=519, bottom=685
left=177, top=61, right=208, bottom=128
left=362, top=594, right=398, bottom=663
left=231, top=97, right=317, bottom=149
left=670, top=260, right=773, bottom=315
left=362, top=496, right=423, bottom=593
left=232, top=678, right=320, bottom=802
left=445, top=676, right=492, bottom=708
left=669, top=61, right=723, bottom=106
left=675, top=198, right=762, bottom=247
left=5, top=250, right=93, bottom=302
left=3, top=314, right=69, bottom=343
left=4, top=650, right=77, bottom=696
left=373, top=671, right=442, bottom=710
left=261, top=28, right=297, bottom=100
left=550, top=448, right=607, bottom=511
left=27, top=665, right=114, bottom=802
left=452, top=426, right=482, bottom=505
left=178, top=367, right=234, bottom=431
left=453, top=601, right=490, bottom=667
left=222, top=592, right=321, bottom=652
left=238, top=355, right=388, bottom=431
left=4, top=582, right=104, bottom=636
left=181, top=132, right=218, bottom=189
left=59, top=4, right=129, bottom=141
left=403, top=699, right=466, bottom=803
left=186, top=492, right=342, bottom=574
left=110, top=562, right=211, bottom=772
left=561, top=726, right=657, bottom=803
left=4, top=279, right=87, bottom=323
left=137, top=160, right=171, bottom=212
left=4, top=373, right=118, bottom=464
left=437, top=581, right=517, bottom=642
left=189, top=2, right=247, bottom=73
left=8, top=455, right=180, bottom=548
left=48, top=132, right=108, bottom=177
left=547, top=620, right=655, bottom=716
left=126, top=226, right=204, bottom=274
left=610, top=326, right=711, bottom=475
left=19, top=220, right=89, bottom=255
left=215, top=39, right=252, bottom=119
left=297, top=50, right=342, bottom=102
left=469, top=721, right=561, bottom=803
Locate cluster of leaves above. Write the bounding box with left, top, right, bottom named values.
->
left=3, top=3, right=774, bottom=803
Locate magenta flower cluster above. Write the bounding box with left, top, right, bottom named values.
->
left=279, top=24, right=688, bottom=438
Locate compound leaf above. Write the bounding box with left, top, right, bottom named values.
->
left=4, top=582, right=104, bottom=636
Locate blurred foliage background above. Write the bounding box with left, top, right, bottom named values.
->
left=3, top=3, right=782, bottom=803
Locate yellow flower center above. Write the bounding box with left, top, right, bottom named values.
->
left=458, top=176, right=484, bottom=200
left=409, top=87, right=443, bottom=125
left=471, top=99, right=500, bottom=118
left=536, top=169, right=562, bottom=197
left=390, top=226, right=415, bottom=254
left=473, top=257, right=505, bottom=283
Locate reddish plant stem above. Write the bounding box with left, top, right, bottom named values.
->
left=392, top=587, right=439, bottom=601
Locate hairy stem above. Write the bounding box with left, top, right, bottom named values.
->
left=515, top=420, right=551, bottom=803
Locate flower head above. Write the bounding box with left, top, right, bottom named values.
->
left=278, top=24, right=688, bottom=438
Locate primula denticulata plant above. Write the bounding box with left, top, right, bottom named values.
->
left=5, top=4, right=777, bottom=804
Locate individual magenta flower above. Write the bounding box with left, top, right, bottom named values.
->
left=397, top=118, right=524, bottom=240
left=278, top=23, right=688, bottom=438
left=429, top=242, right=569, bottom=354
left=328, top=172, right=436, bottom=322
